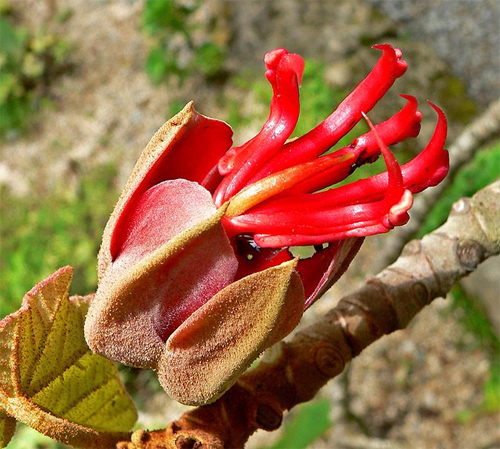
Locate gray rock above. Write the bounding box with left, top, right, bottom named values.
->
left=366, top=0, right=500, bottom=108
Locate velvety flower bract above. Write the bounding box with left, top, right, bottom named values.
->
left=85, top=44, right=448, bottom=405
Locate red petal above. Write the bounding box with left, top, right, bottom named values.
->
left=296, top=238, right=364, bottom=308
left=231, top=234, right=293, bottom=280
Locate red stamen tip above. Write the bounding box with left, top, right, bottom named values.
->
left=361, top=111, right=404, bottom=190
left=388, top=189, right=413, bottom=226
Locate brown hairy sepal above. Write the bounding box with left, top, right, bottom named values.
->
left=159, top=259, right=305, bottom=405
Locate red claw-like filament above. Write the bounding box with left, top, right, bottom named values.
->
left=226, top=104, right=448, bottom=248
left=234, top=112, right=414, bottom=249
left=215, top=45, right=448, bottom=308
left=214, top=49, right=304, bottom=207
left=250, top=44, right=409, bottom=181
left=222, top=101, right=447, bottom=248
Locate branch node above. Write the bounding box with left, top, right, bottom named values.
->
left=456, top=239, right=486, bottom=271
left=314, top=343, right=347, bottom=378
left=255, top=403, right=283, bottom=430
left=175, top=435, right=202, bottom=449
left=400, top=239, right=422, bottom=256
left=452, top=197, right=472, bottom=215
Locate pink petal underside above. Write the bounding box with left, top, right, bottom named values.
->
left=85, top=180, right=238, bottom=369
left=252, top=44, right=408, bottom=180
left=107, top=103, right=233, bottom=263
left=118, top=179, right=218, bottom=262
left=296, top=238, right=365, bottom=308
left=113, top=180, right=239, bottom=341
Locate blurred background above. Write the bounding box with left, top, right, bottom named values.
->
left=0, top=0, right=499, bottom=448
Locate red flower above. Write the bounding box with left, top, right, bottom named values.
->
left=85, top=45, right=448, bottom=405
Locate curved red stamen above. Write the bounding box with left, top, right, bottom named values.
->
left=225, top=153, right=354, bottom=217
left=279, top=94, right=421, bottom=195
left=401, top=101, right=448, bottom=191
left=213, top=49, right=304, bottom=206
left=252, top=190, right=412, bottom=248
left=351, top=95, right=421, bottom=166
left=226, top=195, right=407, bottom=242
left=361, top=111, right=404, bottom=202
left=228, top=102, right=447, bottom=217
left=251, top=44, right=408, bottom=180
left=224, top=113, right=417, bottom=248
left=253, top=220, right=397, bottom=247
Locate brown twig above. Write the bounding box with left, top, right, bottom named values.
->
left=373, top=99, right=500, bottom=272
left=118, top=181, right=500, bottom=449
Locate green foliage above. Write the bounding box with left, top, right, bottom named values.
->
left=0, top=267, right=137, bottom=447
left=451, top=285, right=500, bottom=354
left=0, top=164, right=119, bottom=318
left=261, top=400, right=332, bottom=449
left=418, top=142, right=500, bottom=237
left=0, top=9, right=71, bottom=137
left=451, top=285, right=500, bottom=422
left=434, top=72, right=477, bottom=127
left=142, top=0, right=226, bottom=84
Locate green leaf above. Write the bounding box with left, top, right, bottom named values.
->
left=195, top=43, right=225, bottom=78
left=0, top=267, right=137, bottom=448
left=262, top=400, right=331, bottom=449
left=142, top=0, right=196, bottom=35
left=0, top=71, right=17, bottom=102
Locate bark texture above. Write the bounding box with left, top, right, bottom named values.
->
left=118, top=181, right=500, bottom=449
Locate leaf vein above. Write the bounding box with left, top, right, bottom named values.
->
left=28, top=347, right=90, bottom=397
left=58, top=377, right=119, bottom=421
